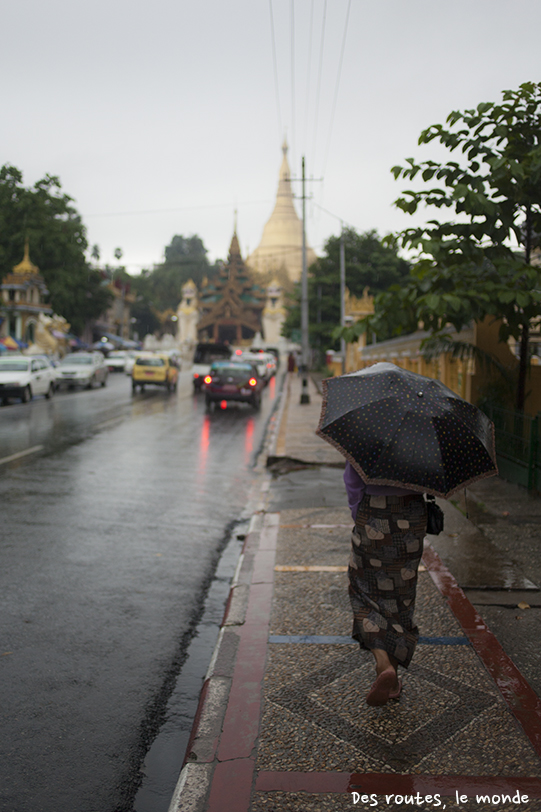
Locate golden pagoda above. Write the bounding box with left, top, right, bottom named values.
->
left=247, top=140, right=317, bottom=285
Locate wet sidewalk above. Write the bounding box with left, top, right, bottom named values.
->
left=172, top=374, right=541, bottom=812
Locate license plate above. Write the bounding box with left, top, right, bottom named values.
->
left=145, top=371, right=155, bottom=376
left=222, top=385, right=237, bottom=392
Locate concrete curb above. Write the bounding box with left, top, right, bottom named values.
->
left=168, top=511, right=267, bottom=812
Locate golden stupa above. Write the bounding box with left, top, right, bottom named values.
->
left=247, top=140, right=316, bottom=285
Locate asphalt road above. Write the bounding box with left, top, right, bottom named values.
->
left=0, top=370, right=281, bottom=812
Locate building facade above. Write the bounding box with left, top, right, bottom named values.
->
left=0, top=241, right=53, bottom=344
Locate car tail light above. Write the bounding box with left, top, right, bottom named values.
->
left=249, top=378, right=257, bottom=387
left=193, top=373, right=199, bottom=379
left=204, top=375, right=212, bottom=384
left=220, top=400, right=227, bottom=409
left=235, top=349, right=242, bottom=355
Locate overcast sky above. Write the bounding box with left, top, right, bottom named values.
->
left=3, top=0, right=541, bottom=273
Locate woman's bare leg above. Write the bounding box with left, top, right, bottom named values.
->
left=371, top=649, right=400, bottom=692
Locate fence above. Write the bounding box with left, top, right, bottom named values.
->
left=482, top=403, right=540, bottom=492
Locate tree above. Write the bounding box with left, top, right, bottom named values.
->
left=142, top=234, right=219, bottom=313
left=0, top=165, right=111, bottom=335
left=91, top=244, right=100, bottom=264
left=344, top=83, right=541, bottom=411
left=282, top=228, right=410, bottom=361
left=114, top=247, right=123, bottom=263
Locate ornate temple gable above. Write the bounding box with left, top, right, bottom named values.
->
left=197, top=232, right=265, bottom=343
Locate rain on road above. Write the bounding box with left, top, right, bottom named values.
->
left=0, top=371, right=281, bottom=812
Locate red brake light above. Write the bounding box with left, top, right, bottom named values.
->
left=249, top=378, right=257, bottom=387
left=220, top=400, right=227, bottom=409
left=235, top=349, right=242, bottom=355
left=193, top=373, right=199, bottom=379
left=204, top=375, right=212, bottom=384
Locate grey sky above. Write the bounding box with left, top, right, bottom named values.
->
left=3, top=0, right=541, bottom=273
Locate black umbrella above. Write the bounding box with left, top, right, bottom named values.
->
left=316, top=362, right=497, bottom=497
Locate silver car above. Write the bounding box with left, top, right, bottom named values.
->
left=56, top=352, right=109, bottom=390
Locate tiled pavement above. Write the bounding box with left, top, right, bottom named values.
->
left=171, top=375, right=541, bottom=812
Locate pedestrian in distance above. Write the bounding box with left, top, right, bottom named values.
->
left=287, top=351, right=296, bottom=373
left=316, top=362, right=498, bottom=708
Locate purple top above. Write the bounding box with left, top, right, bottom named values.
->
left=343, top=461, right=414, bottom=520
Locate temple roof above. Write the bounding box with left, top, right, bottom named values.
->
left=13, top=239, right=39, bottom=275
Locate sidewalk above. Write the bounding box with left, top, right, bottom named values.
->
left=171, top=374, right=541, bottom=812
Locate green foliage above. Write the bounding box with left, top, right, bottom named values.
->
left=282, top=228, right=410, bottom=358
left=0, top=164, right=111, bottom=335
left=143, top=235, right=219, bottom=313
left=348, top=83, right=541, bottom=410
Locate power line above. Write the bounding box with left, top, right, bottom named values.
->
left=268, top=0, right=282, bottom=140
left=303, top=0, right=315, bottom=151
left=321, top=0, right=352, bottom=180
left=290, top=0, right=296, bottom=167
left=310, top=0, right=327, bottom=169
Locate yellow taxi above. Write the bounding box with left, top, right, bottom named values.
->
left=131, top=353, right=178, bottom=393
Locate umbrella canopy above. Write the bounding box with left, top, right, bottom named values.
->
left=316, top=362, right=497, bottom=497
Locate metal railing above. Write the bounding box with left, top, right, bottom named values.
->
left=482, top=403, right=540, bottom=492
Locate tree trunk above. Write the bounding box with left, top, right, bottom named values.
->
left=516, top=321, right=529, bottom=412
left=517, top=206, right=532, bottom=412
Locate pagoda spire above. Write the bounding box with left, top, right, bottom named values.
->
left=246, top=140, right=317, bottom=284
left=13, top=237, right=39, bottom=275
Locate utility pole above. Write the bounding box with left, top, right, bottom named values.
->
left=300, top=156, right=310, bottom=404
left=340, top=228, right=346, bottom=375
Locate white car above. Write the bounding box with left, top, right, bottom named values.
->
left=124, top=351, right=146, bottom=376
left=236, top=352, right=272, bottom=383
left=106, top=350, right=129, bottom=372
left=56, top=352, right=109, bottom=390
left=0, top=355, right=56, bottom=403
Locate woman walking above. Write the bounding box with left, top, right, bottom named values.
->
left=316, top=363, right=497, bottom=708
left=344, top=461, right=427, bottom=706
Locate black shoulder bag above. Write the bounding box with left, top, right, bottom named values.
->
left=425, top=494, right=444, bottom=535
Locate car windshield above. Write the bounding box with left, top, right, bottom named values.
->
left=136, top=358, right=165, bottom=367
left=211, top=364, right=253, bottom=379
left=0, top=359, right=29, bottom=371
left=60, top=355, right=93, bottom=365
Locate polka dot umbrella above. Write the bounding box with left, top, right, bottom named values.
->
left=316, top=363, right=497, bottom=497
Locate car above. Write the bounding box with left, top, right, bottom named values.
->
left=234, top=351, right=273, bottom=383
left=192, top=343, right=232, bottom=392
left=203, top=360, right=264, bottom=409
left=0, top=355, right=56, bottom=403
left=106, top=350, right=129, bottom=372
left=56, top=352, right=109, bottom=390
left=131, top=354, right=178, bottom=392
left=124, top=351, right=145, bottom=376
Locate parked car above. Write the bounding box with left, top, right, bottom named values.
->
left=0, top=355, right=56, bottom=403
left=106, top=350, right=129, bottom=372
left=192, top=343, right=232, bottom=392
left=56, top=352, right=109, bottom=390
left=131, top=354, right=178, bottom=392
left=203, top=361, right=264, bottom=409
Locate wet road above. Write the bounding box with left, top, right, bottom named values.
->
left=0, top=371, right=280, bottom=812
